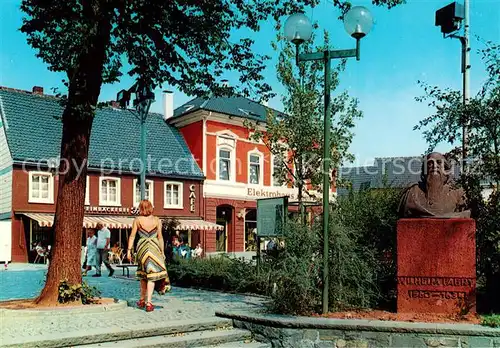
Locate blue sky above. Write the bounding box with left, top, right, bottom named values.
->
left=0, top=0, right=498, bottom=165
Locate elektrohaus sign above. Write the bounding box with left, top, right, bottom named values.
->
left=247, top=188, right=297, bottom=200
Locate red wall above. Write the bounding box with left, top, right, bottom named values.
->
left=206, top=121, right=271, bottom=185
left=12, top=168, right=60, bottom=213
left=179, top=121, right=203, bottom=171
left=12, top=168, right=203, bottom=217
left=10, top=167, right=205, bottom=262
left=204, top=197, right=256, bottom=253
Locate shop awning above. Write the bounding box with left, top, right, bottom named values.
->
left=20, top=213, right=134, bottom=229
left=176, top=219, right=224, bottom=231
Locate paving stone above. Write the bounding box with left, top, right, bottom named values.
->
left=0, top=268, right=264, bottom=345
left=303, top=329, right=320, bottom=342
left=425, top=338, right=442, bottom=347
left=392, top=334, right=427, bottom=348
left=438, top=337, right=459, bottom=347
left=319, top=329, right=345, bottom=341
left=315, top=341, right=335, bottom=348
left=336, top=339, right=347, bottom=348
left=361, top=332, right=391, bottom=347
left=461, top=336, right=493, bottom=348
left=345, top=339, right=369, bottom=348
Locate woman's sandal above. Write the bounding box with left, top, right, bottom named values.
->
left=136, top=299, right=146, bottom=309
left=145, top=302, right=154, bottom=312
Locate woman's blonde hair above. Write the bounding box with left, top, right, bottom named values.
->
left=139, top=199, right=154, bottom=216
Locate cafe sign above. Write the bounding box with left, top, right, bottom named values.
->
left=189, top=185, right=196, bottom=213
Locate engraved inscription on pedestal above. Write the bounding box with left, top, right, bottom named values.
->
left=397, top=219, right=476, bottom=314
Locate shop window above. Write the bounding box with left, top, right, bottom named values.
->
left=219, top=149, right=232, bottom=181
left=245, top=209, right=257, bottom=251
left=249, top=154, right=261, bottom=184
left=164, top=182, right=183, bottom=209
left=28, top=171, right=54, bottom=204
left=133, top=179, right=154, bottom=206
left=99, top=177, right=121, bottom=206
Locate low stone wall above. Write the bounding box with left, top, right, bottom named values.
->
left=216, top=311, right=500, bottom=348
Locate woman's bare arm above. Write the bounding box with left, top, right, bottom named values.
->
left=157, top=218, right=164, bottom=255
left=127, top=218, right=138, bottom=256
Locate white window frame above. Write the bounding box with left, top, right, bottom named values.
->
left=164, top=181, right=183, bottom=209
left=248, top=149, right=263, bottom=186
left=216, top=146, right=236, bottom=182
left=28, top=171, right=54, bottom=204
left=271, top=153, right=287, bottom=187
left=133, top=179, right=154, bottom=207
left=85, top=176, right=90, bottom=205
left=99, top=177, right=121, bottom=206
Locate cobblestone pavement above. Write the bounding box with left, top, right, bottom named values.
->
left=0, top=265, right=265, bottom=342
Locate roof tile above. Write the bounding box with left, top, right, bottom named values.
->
left=0, top=88, right=203, bottom=179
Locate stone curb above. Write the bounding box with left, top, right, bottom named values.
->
left=0, top=299, right=127, bottom=317
left=113, top=275, right=270, bottom=299
left=1, top=317, right=233, bottom=348
left=216, top=311, right=500, bottom=337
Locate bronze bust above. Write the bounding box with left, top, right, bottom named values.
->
left=398, top=152, right=470, bottom=218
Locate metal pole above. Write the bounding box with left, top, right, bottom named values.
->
left=140, top=110, right=146, bottom=201
left=139, top=99, right=152, bottom=201
left=322, top=50, right=332, bottom=314
left=462, top=0, right=470, bottom=169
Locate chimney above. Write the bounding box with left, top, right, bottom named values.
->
left=110, top=101, right=120, bottom=108
left=32, top=86, right=44, bottom=95
left=163, top=91, right=174, bottom=120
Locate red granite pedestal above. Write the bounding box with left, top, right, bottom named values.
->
left=397, top=218, right=476, bottom=314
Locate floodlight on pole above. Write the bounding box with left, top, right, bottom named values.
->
left=435, top=1, right=470, bottom=171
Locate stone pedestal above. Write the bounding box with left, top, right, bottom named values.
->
left=397, top=218, right=476, bottom=314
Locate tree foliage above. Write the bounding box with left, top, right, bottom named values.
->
left=415, top=40, right=500, bottom=187
left=415, top=40, right=500, bottom=312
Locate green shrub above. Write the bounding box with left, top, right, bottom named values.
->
left=328, top=222, right=379, bottom=310
left=168, top=256, right=270, bottom=295
left=167, top=188, right=401, bottom=315
left=58, top=279, right=101, bottom=304
left=463, top=176, right=500, bottom=313
left=482, top=314, right=500, bottom=328
left=267, top=221, right=322, bottom=315
left=334, top=188, right=401, bottom=308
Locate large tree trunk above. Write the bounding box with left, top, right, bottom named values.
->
left=35, top=4, right=113, bottom=305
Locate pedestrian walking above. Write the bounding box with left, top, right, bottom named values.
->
left=94, top=222, right=114, bottom=277
left=83, top=229, right=97, bottom=276
left=127, top=199, right=170, bottom=312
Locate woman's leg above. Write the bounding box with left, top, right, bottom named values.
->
left=140, top=279, right=147, bottom=300
left=146, top=281, right=155, bottom=304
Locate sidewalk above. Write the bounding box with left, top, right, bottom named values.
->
left=0, top=265, right=264, bottom=346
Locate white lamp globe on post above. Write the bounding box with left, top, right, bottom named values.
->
left=281, top=5, right=375, bottom=315
left=343, top=6, right=373, bottom=60
left=344, top=6, right=374, bottom=39
left=284, top=13, right=313, bottom=45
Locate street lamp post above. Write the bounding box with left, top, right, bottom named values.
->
left=435, top=1, right=470, bottom=170
left=284, top=6, right=373, bottom=314
left=117, top=82, right=155, bottom=200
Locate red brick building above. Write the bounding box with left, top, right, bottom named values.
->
left=169, top=96, right=329, bottom=255
left=0, top=87, right=221, bottom=263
